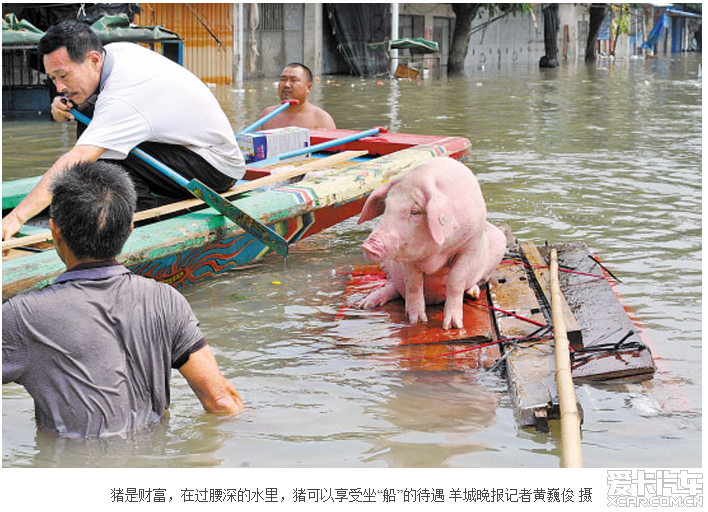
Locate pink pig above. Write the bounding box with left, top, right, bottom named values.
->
left=357, top=157, right=506, bottom=330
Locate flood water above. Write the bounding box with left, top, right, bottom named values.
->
left=2, top=54, right=702, bottom=469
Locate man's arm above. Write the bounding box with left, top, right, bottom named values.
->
left=178, top=345, right=243, bottom=415
left=2, top=144, right=106, bottom=240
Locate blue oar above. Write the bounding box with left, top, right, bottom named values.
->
left=250, top=126, right=388, bottom=167
left=239, top=99, right=298, bottom=134
left=70, top=108, right=289, bottom=257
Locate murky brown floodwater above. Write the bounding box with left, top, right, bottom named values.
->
left=2, top=54, right=702, bottom=469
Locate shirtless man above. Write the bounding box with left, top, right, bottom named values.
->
left=257, top=63, right=336, bottom=130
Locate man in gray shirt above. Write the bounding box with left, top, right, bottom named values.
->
left=2, top=161, right=243, bottom=437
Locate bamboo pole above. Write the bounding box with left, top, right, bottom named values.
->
left=550, top=248, right=583, bottom=468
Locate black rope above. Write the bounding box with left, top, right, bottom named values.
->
left=487, top=325, right=553, bottom=373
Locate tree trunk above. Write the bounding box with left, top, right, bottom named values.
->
left=585, top=4, right=608, bottom=62
left=449, top=4, right=482, bottom=75
left=540, top=4, right=560, bottom=68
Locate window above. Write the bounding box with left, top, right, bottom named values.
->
left=258, top=3, right=284, bottom=31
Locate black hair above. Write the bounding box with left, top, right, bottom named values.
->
left=49, top=161, right=136, bottom=260
left=284, top=62, right=313, bottom=83
left=38, top=19, right=103, bottom=62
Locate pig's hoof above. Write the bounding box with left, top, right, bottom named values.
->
left=442, top=315, right=464, bottom=330
left=465, top=285, right=481, bottom=300
left=407, top=312, right=428, bottom=324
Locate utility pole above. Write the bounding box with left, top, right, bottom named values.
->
left=233, top=3, right=243, bottom=86
left=391, top=3, right=399, bottom=76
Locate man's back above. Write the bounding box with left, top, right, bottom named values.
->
left=2, top=263, right=205, bottom=437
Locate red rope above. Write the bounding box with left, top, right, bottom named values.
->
left=465, top=299, right=548, bottom=328
left=371, top=334, right=549, bottom=362
left=500, top=259, right=610, bottom=281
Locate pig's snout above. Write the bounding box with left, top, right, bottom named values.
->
left=361, top=233, right=389, bottom=263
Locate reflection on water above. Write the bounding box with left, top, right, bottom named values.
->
left=2, top=54, right=702, bottom=468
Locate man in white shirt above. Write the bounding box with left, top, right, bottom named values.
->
left=2, top=19, right=246, bottom=241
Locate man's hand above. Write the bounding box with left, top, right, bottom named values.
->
left=2, top=145, right=105, bottom=241
left=179, top=345, right=244, bottom=415
left=2, top=211, right=24, bottom=241
left=50, top=96, right=75, bottom=123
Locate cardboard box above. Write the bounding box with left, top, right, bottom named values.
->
left=237, top=126, right=310, bottom=164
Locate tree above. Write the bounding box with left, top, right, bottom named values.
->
left=610, top=4, right=631, bottom=56
left=449, top=3, right=532, bottom=75
left=540, top=4, right=560, bottom=68
left=585, top=4, right=609, bottom=62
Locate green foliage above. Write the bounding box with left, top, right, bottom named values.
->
left=611, top=4, right=631, bottom=39
left=473, top=3, right=532, bottom=20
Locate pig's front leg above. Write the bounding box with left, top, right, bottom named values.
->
left=442, top=256, right=472, bottom=330
left=402, top=262, right=428, bottom=324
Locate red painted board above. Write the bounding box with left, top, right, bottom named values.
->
left=336, top=264, right=501, bottom=371
left=310, top=129, right=446, bottom=156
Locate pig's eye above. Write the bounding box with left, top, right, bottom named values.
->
left=410, top=210, right=422, bottom=216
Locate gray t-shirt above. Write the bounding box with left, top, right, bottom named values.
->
left=2, top=262, right=206, bottom=437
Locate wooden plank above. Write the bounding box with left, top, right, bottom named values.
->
left=545, top=242, right=656, bottom=381
left=520, top=241, right=583, bottom=349
left=337, top=264, right=500, bottom=371
left=489, top=253, right=556, bottom=430
left=2, top=230, right=52, bottom=251
left=1, top=151, right=369, bottom=252
left=489, top=259, right=548, bottom=339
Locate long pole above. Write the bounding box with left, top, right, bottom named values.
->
left=550, top=249, right=583, bottom=468
left=239, top=99, right=298, bottom=134
left=391, top=3, right=399, bottom=76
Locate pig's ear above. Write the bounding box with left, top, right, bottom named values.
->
left=426, top=192, right=460, bottom=245
left=358, top=181, right=393, bottom=223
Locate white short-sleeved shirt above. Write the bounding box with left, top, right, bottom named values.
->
left=76, top=42, right=245, bottom=180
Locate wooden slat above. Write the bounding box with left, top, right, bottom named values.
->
left=2, top=230, right=52, bottom=251
left=489, top=258, right=556, bottom=431
left=1, top=151, right=368, bottom=252
left=520, top=241, right=583, bottom=349
left=489, top=259, right=548, bottom=338
left=548, top=242, right=656, bottom=381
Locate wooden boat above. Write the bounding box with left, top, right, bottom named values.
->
left=2, top=130, right=471, bottom=300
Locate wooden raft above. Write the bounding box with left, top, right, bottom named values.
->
left=491, top=239, right=655, bottom=431
left=337, top=235, right=654, bottom=432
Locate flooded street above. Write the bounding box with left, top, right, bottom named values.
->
left=2, top=54, right=702, bottom=468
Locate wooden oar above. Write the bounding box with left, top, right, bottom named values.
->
left=550, top=248, right=583, bottom=468
left=2, top=150, right=368, bottom=251
left=250, top=126, right=388, bottom=167
left=70, top=108, right=289, bottom=258
left=239, top=99, right=298, bottom=134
